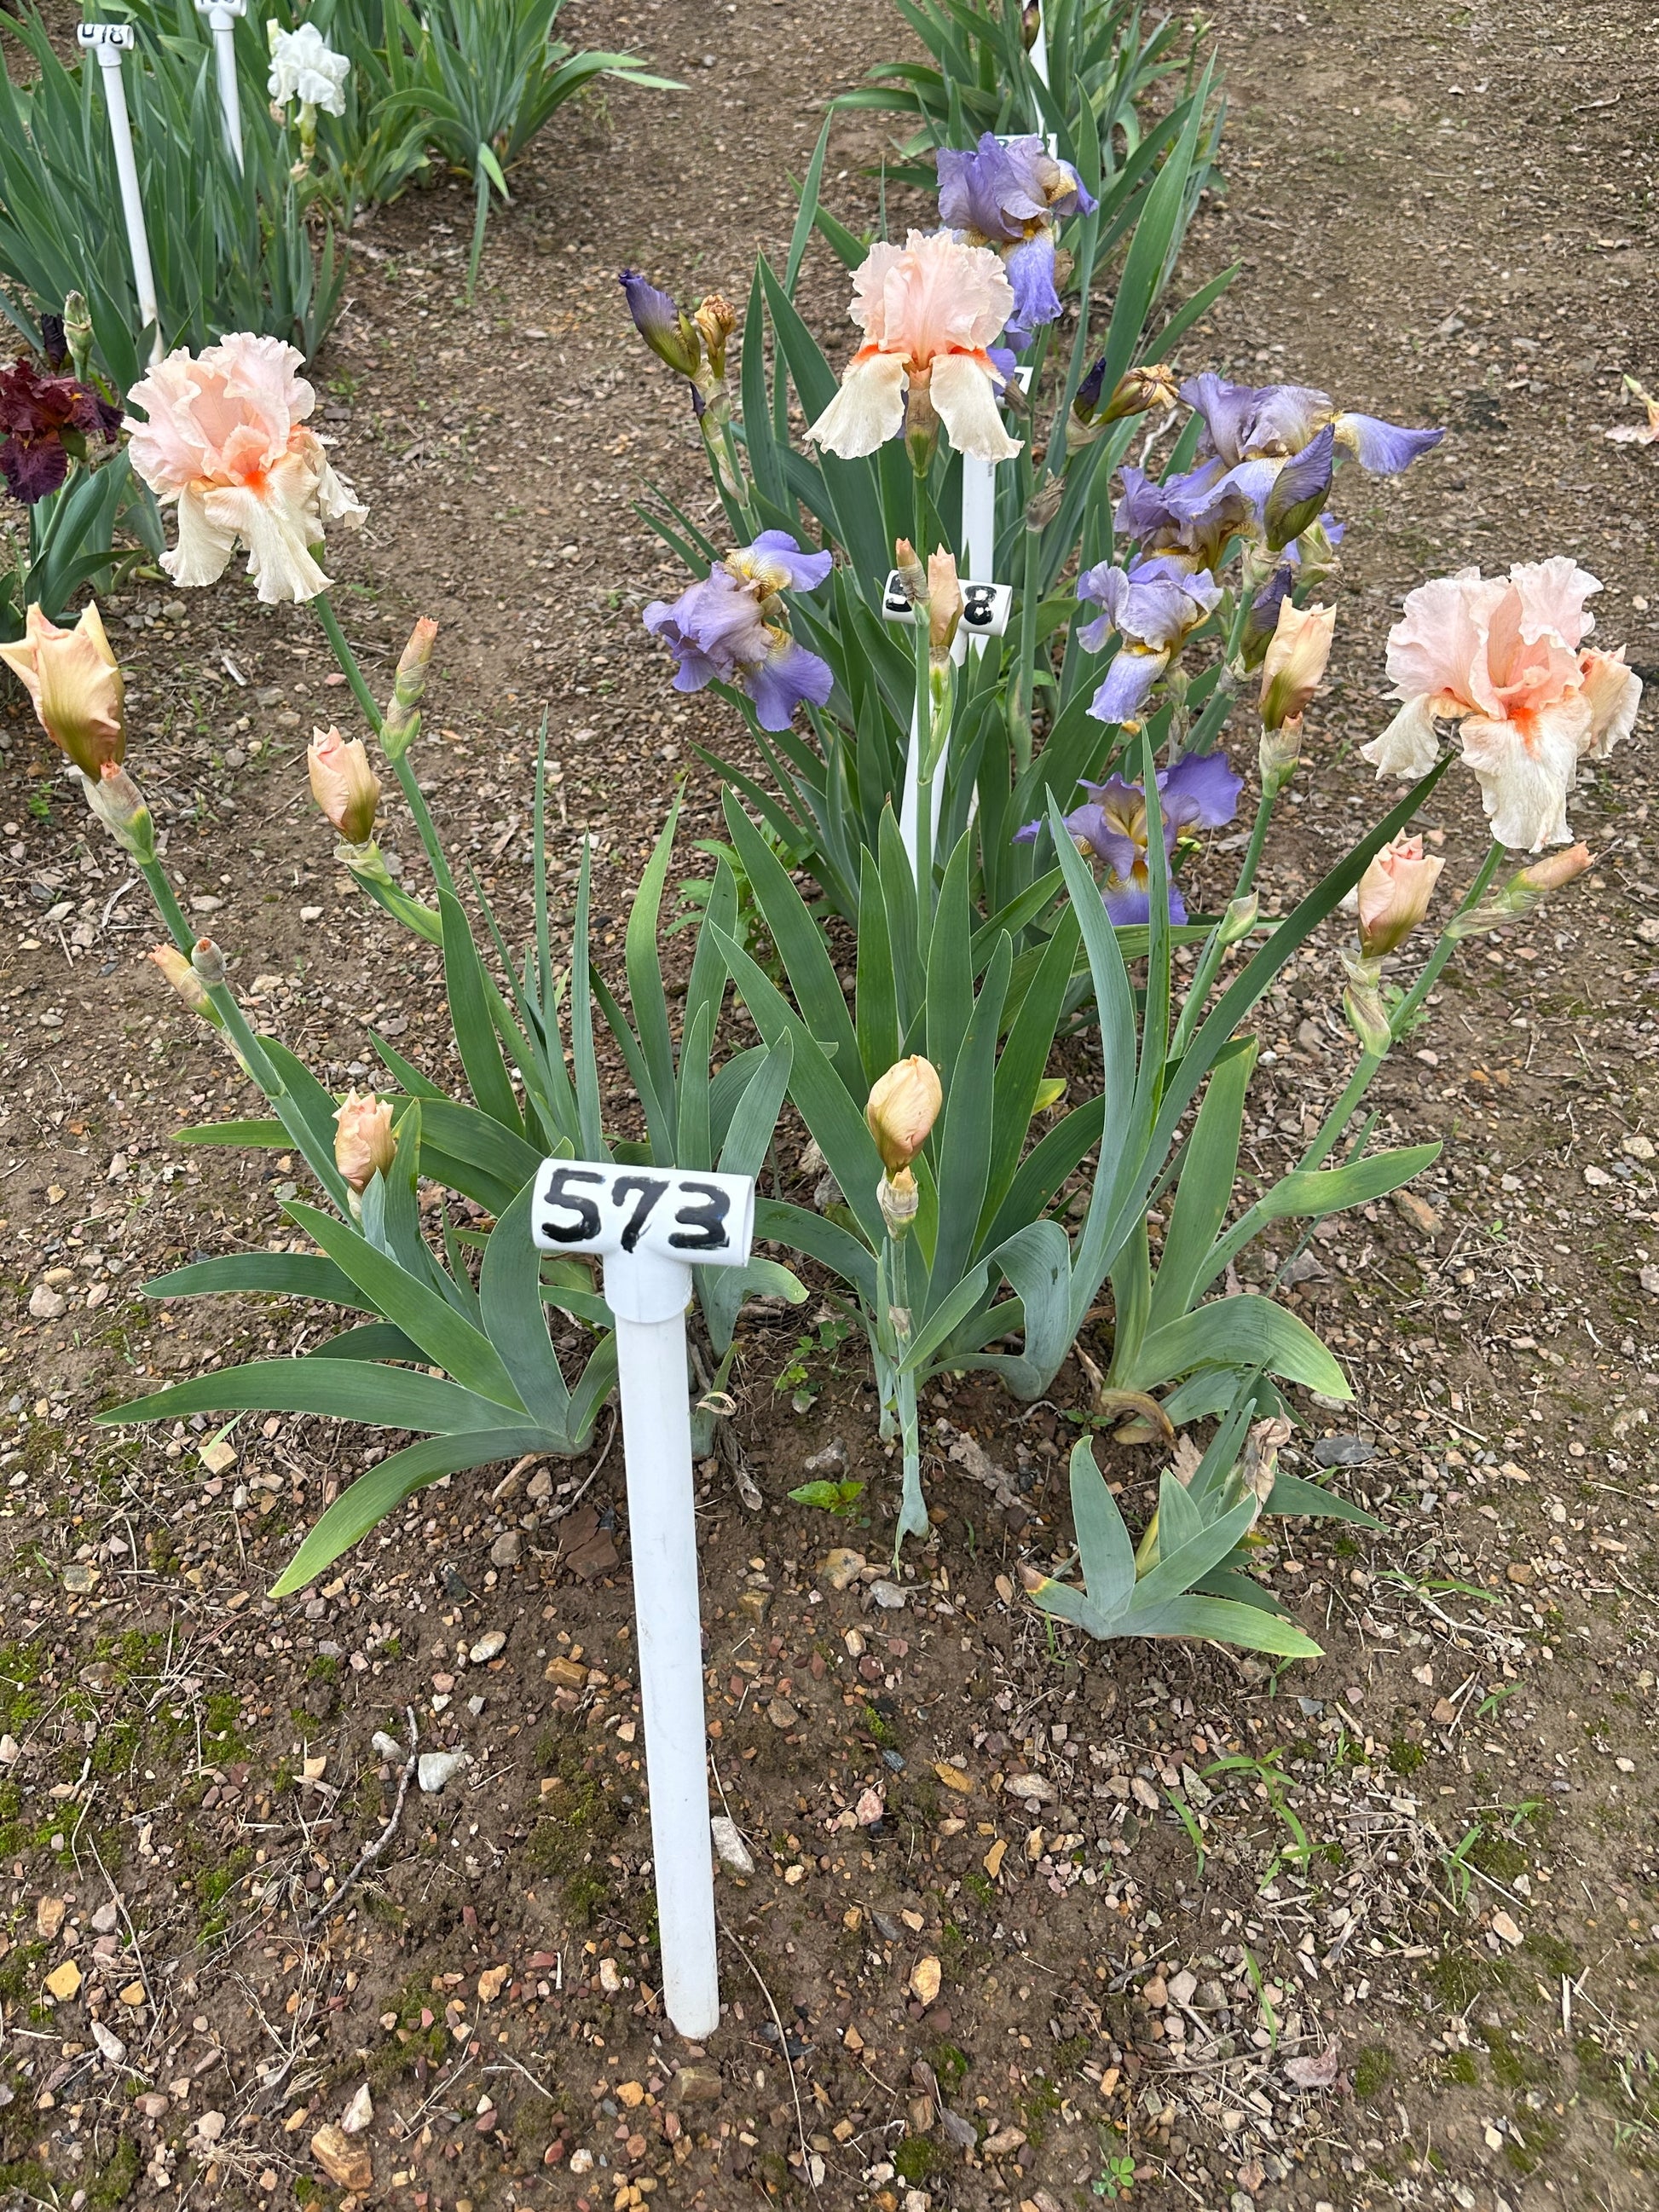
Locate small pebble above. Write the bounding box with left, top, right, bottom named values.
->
left=417, top=1751, right=468, bottom=1793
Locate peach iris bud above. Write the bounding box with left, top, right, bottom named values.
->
left=0, top=601, right=124, bottom=778
left=1355, top=833, right=1444, bottom=960
left=867, top=1055, right=942, bottom=1238
left=1515, top=842, right=1593, bottom=897
left=333, top=1090, right=395, bottom=1194
left=927, top=547, right=962, bottom=663
left=867, top=1055, right=942, bottom=1177
left=1259, top=598, right=1335, bottom=732
left=308, top=725, right=380, bottom=846
left=148, top=944, right=221, bottom=1027
left=1449, top=841, right=1595, bottom=941
left=382, top=615, right=437, bottom=759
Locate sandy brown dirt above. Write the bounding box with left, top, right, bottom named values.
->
left=0, top=0, right=1656, bottom=2208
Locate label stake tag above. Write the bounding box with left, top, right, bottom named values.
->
left=531, top=1159, right=754, bottom=1267
left=881, top=573, right=1012, bottom=638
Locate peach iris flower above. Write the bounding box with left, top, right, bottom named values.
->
left=1362, top=559, right=1641, bottom=851
left=124, top=332, right=366, bottom=604
left=806, top=229, right=1020, bottom=465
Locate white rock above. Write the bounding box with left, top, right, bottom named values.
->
left=867, top=1580, right=908, bottom=1609
left=569, top=2148, right=594, bottom=2175
left=370, top=1730, right=404, bottom=1761
left=195, top=2111, right=226, bottom=2143
left=339, top=2082, right=373, bottom=2135
left=417, top=1751, right=468, bottom=1793
left=469, top=1630, right=507, bottom=1664
left=0, top=1736, right=19, bottom=1764
left=28, top=1284, right=66, bottom=1320
left=91, top=2020, right=127, bottom=2066
left=710, top=1816, right=755, bottom=1874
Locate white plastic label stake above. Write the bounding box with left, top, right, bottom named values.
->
left=531, top=1159, right=756, bottom=2041
left=886, top=572, right=1010, bottom=868
left=195, top=0, right=247, bottom=173
left=78, top=25, right=162, bottom=366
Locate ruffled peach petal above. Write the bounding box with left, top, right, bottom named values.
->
left=1456, top=697, right=1593, bottom=852
left=1580, top=647, right=1642, bottom=759
left=930, top=350, right=1021, bottom=465
left=1361, top=692, right=1442, bottom=780
left=161, top=486, right=240, bottom=588
left=806, top=351, right=909, bottom=459
left=1383, top=568, right=1505, bottom=719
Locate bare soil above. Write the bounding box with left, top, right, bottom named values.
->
left=0, top=1, right=1656, bottom=2209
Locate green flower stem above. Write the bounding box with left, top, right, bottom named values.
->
left=1008, top=512, right=1042, bottom=778
left=887, top=1230, right=928, bottom=1555
left=138, top=855, right=351, bottom=1211
left=1292, top=836, right=1506, bottom=1179
left=1170, top=779, right=1280, bottom=1062
left=311, top=592, right=458, bottom=903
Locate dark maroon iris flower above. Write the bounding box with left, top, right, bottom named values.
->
left=0, top=355, right=121, bottom=505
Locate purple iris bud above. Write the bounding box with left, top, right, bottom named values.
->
left=1240, top=562, right=1296, bottom=669
left=619, top=269, right=700, bottom=379
left=1074, top=354, right=1107, bottom=421
left=644, top=532, right=835, bottom=732
left=38, top=314, right=66, bottom=371
left=1263, top=422, right=1336, bottom=550
left=1333, top=412, right=1445, bottom=474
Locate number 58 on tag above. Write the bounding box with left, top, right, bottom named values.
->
left=882, top=571, right=1012, bottom=637
left=531, top=1160, right=755, bottom=1268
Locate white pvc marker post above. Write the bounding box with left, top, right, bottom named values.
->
left=888, top=569, right=1013, bottom=871
left=195, top=0, right=247, bottom=173
left=77, top=24, right=163, bottom=367
left=531, top=1159, right=756, bottom=2041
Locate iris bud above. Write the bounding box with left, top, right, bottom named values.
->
left=866, top=1054, right=942, bottom=1175
left=619, top=269, right=702, bottom=379
left=1263, top=424, right=1336, bottom=552
left=333, top=1090, right=396, bottom=1194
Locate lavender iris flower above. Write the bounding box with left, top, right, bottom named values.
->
left=1180, top=369, right=1443, bottom=488
left=644, top=530, right=834, bottom=731
left=1074, top=555, right=1222, bottom=724
left=936, top=132, right=1096, bottom=348
left=1114, top=465, right=1254, bottom=575
left=1014, top=750, right=1243, bottom=923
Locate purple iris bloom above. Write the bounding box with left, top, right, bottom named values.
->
left=1335, top=413, right=1444, bottom=473
left=1004, top=233, right=1061, bottom=350
left=1015, top=750, right=1242, bottom=924
left=643, top=531, right=834, bottom=732
left=1075, top=556, right=1221, bottom=725
left=938, top=132, right=1095, bottom=239
left=1180, top=369, right=1443, bottom=487
left=1114, top=464, right=1253, bottom=575
left=937, top=133, right=1095, bottom=349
